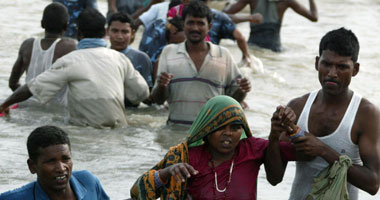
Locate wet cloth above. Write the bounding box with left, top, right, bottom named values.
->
left=27, top=38, right=149, bottom=128
left=0, top=170, right=109, bottom=200
left=121, top=46, right=153, bottom=107
left=209, top=9, right=236, bottom=44
left=26, top=38, right=67, bottom=105
left=130, top=95, right=296, bottom=199
left=53, top=0, right=97, bottom=38
left=306, top=155, right=352, bottom=200
left=248, top=0, right=282, bottom=52
left=138, top=19, right=167, bottom=58
left=152, top=42, right=241, bottom=125
left=290, top=90, right=362, bottom=200
left=77, top=38, right=106, bottom=49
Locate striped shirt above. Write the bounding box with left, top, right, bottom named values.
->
left=153, top=42, right=241, bottom=125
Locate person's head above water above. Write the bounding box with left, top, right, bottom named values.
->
left=107, top=12, right=134, bottom=51
left=316, top=27, right=360, bottom=96
left=27, top=126, right=73, bottom=194
left=77, top=8, right=106, bottom=39
left=41, top=2, right=69, bottom=34
left=319, top=27, right=359, bottom=63
left=187, top=95, right=251, bottom=151
left=182, top=0, right=213, bottom=24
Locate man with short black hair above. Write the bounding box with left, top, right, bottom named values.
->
left=107, top=12, right=153, bottom=107
left=0, top=125, right=109, bottom=199
left=0, top=8, right=149, bottom=128
left=9, top=2, right=76, bottom=104
left=152, top=0, right=251, bottom=125
left=285, top=27, right=380, bottom=199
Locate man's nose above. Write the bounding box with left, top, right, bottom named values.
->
left=55, top=161, right=65, bottom=172
left=328, top=66, right=338, bottom=77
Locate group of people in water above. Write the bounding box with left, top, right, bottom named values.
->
left=0, top=0, right=380, bottom=199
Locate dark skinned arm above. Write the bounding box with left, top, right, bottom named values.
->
left=288, top=0, right=318, bottom=22
left=223, top=0, right=251, bottom=14
left=151, top=72, right=172, bottom=105
left=0, top=85, right=33, bottom=114
left=292, top=100, right=380, bottom=195
left=231, top=78, right=251, bottom=103
left=265, top=105, right=297, bottom=185
left=131, top=0, right=164, bottom=19
left=9, top=39, right=33, bottom=91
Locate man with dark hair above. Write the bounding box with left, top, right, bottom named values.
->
left=8, top=2, right=76, bottom=104
left=107, top=12, right=153, bottom=107
left=284, top=27, right=380, bottom=199
left=0, top=8, right=149, bottom=128
left=53, top=0, right=98, bottom=38
left=224, top=0, right=318, bottom=52
left=152, top=0, right=251, bottom=125
left=0, top=125, right=109, bottom=199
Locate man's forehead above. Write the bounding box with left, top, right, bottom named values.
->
left=109, top=21, right=132, bottom=29
left=37, top=144, right=71, bottom=157
left=320, top=50, right=354, bottom=63
left=185, top=15, right=208, bottom=21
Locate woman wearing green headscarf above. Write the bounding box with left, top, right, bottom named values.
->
left=131, top=95, right=296, bottom=199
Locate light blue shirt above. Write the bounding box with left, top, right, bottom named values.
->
left=0, top=170, right=109, bottom=200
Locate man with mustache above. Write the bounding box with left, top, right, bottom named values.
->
left=152, top=0, right=251, bottom=126
left=0, top=125, right=109, bottom=200
left=284, top=28, right=380, bottom=199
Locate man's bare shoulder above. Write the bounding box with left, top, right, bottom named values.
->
left=54, top=38, right=77, bottom=60
left=357, top=97, right=380, bottom=123
left=19, top=38, right=35, bottom=52
left=287, top=92, right=312, bottom=117
left=57, top=38, right=77, bottom=49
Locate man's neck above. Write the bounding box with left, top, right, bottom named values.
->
left=44, top=32, right=63, bottom=40
left=320, top=89, right=352, bottom=105
left=185, top=40, right=209, bottom=53
left=42, top=183, right=76, bottom=200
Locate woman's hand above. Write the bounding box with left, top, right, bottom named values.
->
left=159, top=163, right=199, bottom=183
left=270, top=105, right=297, bottom=141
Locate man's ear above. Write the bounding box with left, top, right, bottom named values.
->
left=102, top=28, right=107, bottom=38
left=315, top=56, right=320, bottom=71
left=77, top=29, right=83, bottom=41
left=352, top=62, right=360, bottom=77
left=27, top=159, right=36, bottom=174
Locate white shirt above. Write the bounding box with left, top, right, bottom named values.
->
left=139, top=2, right=169, bottom=28
left=28, top=47, right=149, bottom=128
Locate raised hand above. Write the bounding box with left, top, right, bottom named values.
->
left=270, top=105, right=297, bottom=141
left=157, top=72, right=173, bottom=88
left=160, top=163, right=199, bottom=183
left=236, top=78, right=251, bottom=93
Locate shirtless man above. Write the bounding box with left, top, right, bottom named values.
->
left=286, top=28, right=380, bottom=199
left=152, top=0, right=251, bottom=125
left=9, top=2, right=76, bottom=93
left=224, top=0, right=318, bottom=52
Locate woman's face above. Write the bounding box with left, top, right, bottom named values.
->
left=207, top=124, right=243, bottom=155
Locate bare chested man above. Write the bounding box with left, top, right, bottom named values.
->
left=286, top=28, right=380, bottom=199
left=224, top=0, right=317, bottom=52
